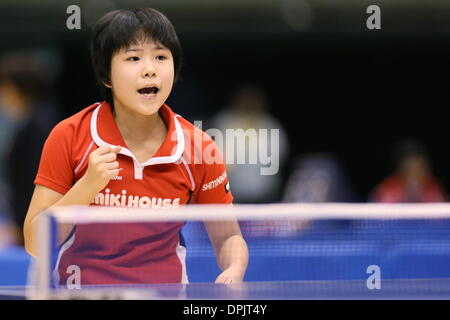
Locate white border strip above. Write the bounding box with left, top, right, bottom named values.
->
left=53, top=232, right=76, bottom=286
left=181, top=157, right=195, bottom=191
left=74, top=141, right=95, bottom=175
left=47, top=203, right=450, bottom=224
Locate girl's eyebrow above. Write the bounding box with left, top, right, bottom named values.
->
left=125, top=48, right=143, bottom=52
left=125, top=45, right=168, bottom=53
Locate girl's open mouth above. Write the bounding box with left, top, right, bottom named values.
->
left=138, top=87, right=159, bottom=97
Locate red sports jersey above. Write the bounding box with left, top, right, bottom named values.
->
left=371, top=175, right=447, bottom=203
left=35, top=101, right=233, bottom=286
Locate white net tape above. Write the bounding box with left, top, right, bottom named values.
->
left=48, top=203, right=450, bottom=223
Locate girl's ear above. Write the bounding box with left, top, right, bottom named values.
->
left=102, top=80, right=112, bottom=89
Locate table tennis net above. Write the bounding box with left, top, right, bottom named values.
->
left=27, top=203, right=450, bottom=299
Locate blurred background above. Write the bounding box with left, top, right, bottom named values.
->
left=0, top=0, right=450, bottom=248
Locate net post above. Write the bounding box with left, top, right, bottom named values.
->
left=30, top=210, right=57, bottom=299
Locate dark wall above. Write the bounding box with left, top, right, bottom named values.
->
left=2, top=3, right=450, bottom=200
left=54, top=31, right=450, bottom=199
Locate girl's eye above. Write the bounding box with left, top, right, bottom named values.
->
left=127, top=57, right=139, bottom=62
left=156, top=55, right=167, bottom=61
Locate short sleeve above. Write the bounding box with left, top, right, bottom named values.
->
left=34, top=121, right=74, bottom=195
left=192, top=139, right=233, bottom=204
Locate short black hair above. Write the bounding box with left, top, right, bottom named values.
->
left=90, top=8, right=182, bottom=106
left=393, top=139, right=428, bottom=166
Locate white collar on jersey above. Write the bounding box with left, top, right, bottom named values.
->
left=90, top=102, right=185, bottom=167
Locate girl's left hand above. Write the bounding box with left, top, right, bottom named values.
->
left=214, top=266, right=244, bottom=284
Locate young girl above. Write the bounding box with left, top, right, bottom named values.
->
left=24, top=8, right=248, bottom=286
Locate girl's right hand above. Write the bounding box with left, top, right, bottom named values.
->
left=83, top=145, right=122, bottom=193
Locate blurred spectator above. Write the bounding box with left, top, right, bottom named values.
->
left=0, top=115, right=14, bottom=248
left=209, top=83, right=289, bottom=203
left=370, top=140, right=447, bottom=203
left=238, top=153, right=358, bottom=238
left=283, top=153, right=358, bottom=203
left=0, top=182, right=16, bottom=248
left=269, top=153, right=358, bottom=237
left=0, top=50, right=61, bottom=245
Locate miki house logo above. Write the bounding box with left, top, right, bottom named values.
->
left=91, top=188, right=180, bottom=209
